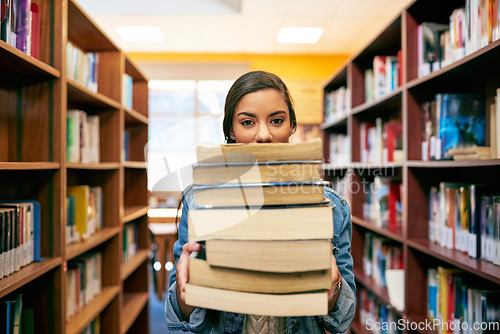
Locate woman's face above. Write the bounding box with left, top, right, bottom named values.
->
left=230, top=88, right=293, bottom=144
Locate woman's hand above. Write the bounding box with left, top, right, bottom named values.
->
left=176, top=241, right=202, bottom=321
left=327, top=253, right=341, bottom=313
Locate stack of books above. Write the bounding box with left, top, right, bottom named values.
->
left=184, top=139, right=334, bottom=316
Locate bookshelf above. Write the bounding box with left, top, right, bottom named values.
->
left=0, top=0, right=150, bottom=333
left=322, top=1, right=500, bottom=333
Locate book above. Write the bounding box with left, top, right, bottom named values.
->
left=192, top=161, right=322, bottom=185
left=196, top=138, right=322, bottom=164
left=188, top=205, right=333, bottom=242
left=490, top=103, right=497, bottom=159
left=189, top=257, right=332, bottom=294
left=67, top=185, right=90, bottom=242
left=193, top=181, right=326, bottom=207
left=184, top=283, right=328, bottom=317
left=204, top=239, right=332, bottom=273
left=29, top=3, right=39, bottom=59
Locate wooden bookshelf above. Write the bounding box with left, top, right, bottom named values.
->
left=0, top=0, right=149, bottom=332
left=321, top=0, right=500, bottom=332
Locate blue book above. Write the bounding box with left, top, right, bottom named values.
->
left=0, top=301, right=10, bottom=333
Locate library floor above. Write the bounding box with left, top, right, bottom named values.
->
left=148, top=264, right=193, bottom=334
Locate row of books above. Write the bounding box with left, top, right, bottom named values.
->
left=418, top=1, right=500, bottom=79
left=67, top=110, right=100, bottom=164
left=324, top=86, right=351, bottom=123
left=428, top=183, right=500, bottom=264
left=80, top=315, right=100, bottom=334
left=0, top=294, right=35, bottom=334
left=427, top=267, right=500, bottom=334
left=183, top=139, right=333, bottom=316
left=363, top=177, right=403, bottom=230
left=365, top=52, right=402, bottom=103
left=363, top=232, right=403, bottom=288
left=361, top=119, right=404, bottom=164
left=329, top=133, right=351, bottom=165
left=421, top=94, right=487, bottom=161
left=66, top=251, right=102, bottom=320
left=66, top=41, right=99, bottom=93
left=66, top=186, right=103, bottom=245
left=123, top=222, right=138, bottom=263
left=0, top=1, right=40, bottom=59
left=122, top=73, right=133, bottom=110
left=359, top=286, right=402, bottom=334
left=0, top=201, right=42, bottom=280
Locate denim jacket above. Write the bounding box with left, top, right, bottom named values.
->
left=165, top=186, right=356, bottom=333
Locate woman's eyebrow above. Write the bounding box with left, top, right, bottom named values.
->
left=236, top=112, right=256, bottom=117
left=270, top=110, right=286, bottom=117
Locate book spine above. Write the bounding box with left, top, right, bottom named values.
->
left=14, top=0, right=30, bottom=53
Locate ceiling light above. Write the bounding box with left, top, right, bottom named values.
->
left=116, top=26, right=164, bottom=42
left=277, top=27, right=324, bottom=44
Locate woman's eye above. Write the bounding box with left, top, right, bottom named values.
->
left=241, top=120, right=254, bottom=126
left=271, top=118, right=284, bottom=124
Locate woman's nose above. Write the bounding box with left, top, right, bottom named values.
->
left=255, top=124, right=272, bottom=143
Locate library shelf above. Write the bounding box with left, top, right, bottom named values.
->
left=0, top=40, right=60, bottom=82
left=121, top=250, right=149, bottom=281
left=353, top=268, right=394, bottom=311
left=406, top=39, right=500, bottom=90
left=66, top=162, right=121, bottom=170
left=66, top=285, right=120, bottom=334
left=121, top=292, right=149, bottom=334
left=406, top=238, right=500, bottom=285
left=405, top=315, right=438, bottom=334
left=406, top=160, right=500, bottom=168
left=351, top=216, right=404, bottom=243
left=122, top=161, right=147, bottom=169
left=349, top=319, right=371, bottom=334
left=122, top=205, right=149, bottom=224
left=124, top=108, right=148, bottom=125
left=0, top=257, right=62, bottom=299
left=67, top=79, right=121, bottom=110
left=65, top=227, right=121, bottom=261
left=0, top=162, right=60, bottom=170
left=323, top=163, right=353, bottom=171
left=351, top=88, right=402, bottom=117
left=321, top=114, right=349, bottom=131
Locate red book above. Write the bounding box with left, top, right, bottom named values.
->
left=30, top=3, right=40, bottom=59
left=447, top=273, right=455, bottom=330
left=388, top=182, right=401, bottom=229
left=384, top=120, right=402, bottom=162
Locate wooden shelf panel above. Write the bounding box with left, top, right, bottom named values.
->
left=66, top=285, right=120, bottom=334
left=351, top=88, right=402, bottom=117
left=354, top=268, right=392, bottom=307
left=122, top=206, right=149, bottom=224
left=124, top=108, right=148, bottom=125
left=407, top=239, right=500, bottom=285
left=67, top=79, right=121, bottom=110
left=0, top=257, right=62, bottom=299
left=66, top=227, right=120, bottom=261
left=125, top=58, right=148, bottom=82
left=121, top=292, right=148, bottom=334
left=66, top=162, right=120, bottom=170
left=0, top=40, right=60, bottom=83
left=67, top=0, right=119, bottom=52
left=122, top=161, right=146, bottom=169
left=323, top=65, right=348, bottom=91
left=407, top=160, right=500, bottom=168
left=320, top=114, right=349, bottom=131
left=0, top=162, right=60, bottom=170
left=121, top=250, right=149, bottom=281
left=352, top=216, right=404, bottom=242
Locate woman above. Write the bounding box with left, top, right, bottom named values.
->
left=165, top=71, right=356, bottom=333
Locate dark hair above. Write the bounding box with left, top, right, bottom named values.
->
left=223, top=71, right=297, bottom=143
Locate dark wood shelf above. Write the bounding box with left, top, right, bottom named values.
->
left=66, top=227, right=120, bottom=261
left=122, top=206, right=149, bottom=224
left=354, top=268, right=392, bottom=307
left=352, top=216, right=404, bottom=242
left=67, top=78, right=121, bottom=110
left=320, top=114, right=349, bottom=131
left=66, top=285, right=120, bottom=334
left=122, top=161, right=146, bottom=169
left=66, top=162, right=120, bottom=170
left=121, top=292, right=148, bottom=334
left=124, top=108, right=148, bottom=125
left=407, top=159, right=500, bottom=168
left=121, top=249, right=149, bottom=281
left=323, top=65, right=347, bottom=92
left=0, top=40, right=60, bottom=84
left=0, top=162, right=60, bottom=170
left=351, top=88, right=402, bottom=117
left=0, top=257, right=62, bottom=299
left=407, top=238, right=500, bottom=285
